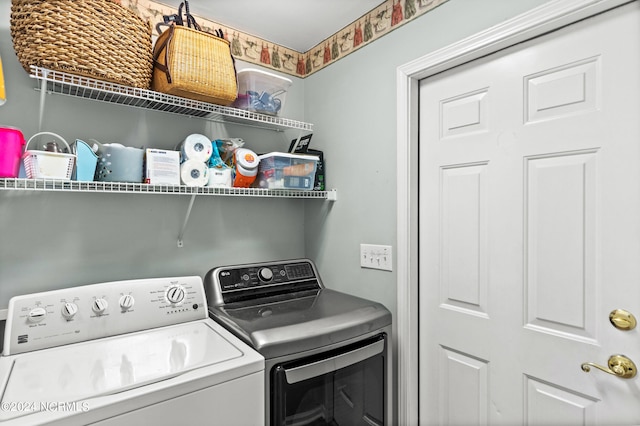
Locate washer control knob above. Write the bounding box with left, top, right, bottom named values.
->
left=28, top=307, right=47, bottom=323
left=92, top=298, right=108, bottom=315
left=258, top=267, right=273, bottom=282
left=61, top=302, right=78, bottom=320
left=166, top=285, right=185, bottom=305
left=119, top=295, right=135, bottom=311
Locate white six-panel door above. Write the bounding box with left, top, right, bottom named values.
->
left=418, top=3, right=640, bottom=425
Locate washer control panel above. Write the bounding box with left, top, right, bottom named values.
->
left=3, top=276, right=206, bottom=356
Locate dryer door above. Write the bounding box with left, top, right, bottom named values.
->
left=271, top=333, right=388, bottom=426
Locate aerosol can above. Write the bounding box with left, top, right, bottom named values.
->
left=0, top=52, right=6, bottom=106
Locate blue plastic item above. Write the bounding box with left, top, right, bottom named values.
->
left=72, top=139, right=98, bottom=181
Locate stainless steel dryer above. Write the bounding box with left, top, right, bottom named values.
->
left=204, top=258, right=392, bottom=426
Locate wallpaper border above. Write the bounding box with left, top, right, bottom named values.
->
left=120, top=0, right=449, bottom=78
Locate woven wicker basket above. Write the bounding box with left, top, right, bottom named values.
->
left=153, top=25, right=238, bottom=105
left=10, top=0, right=153, bottom=89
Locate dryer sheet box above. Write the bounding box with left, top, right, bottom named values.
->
left=145, top=149, right=180, bottom=185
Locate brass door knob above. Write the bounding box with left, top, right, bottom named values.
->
left=581, top=354, right=636, bottom=379
left=609, top=309, right=637, bottom=331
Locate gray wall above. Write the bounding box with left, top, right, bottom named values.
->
left=0, top=0, right=552, bottom=410
left=0, top=0, right=310, bottom=306
left=0, top=0, right=554, bottom=307
left=304, top=0, right=551, bottom=320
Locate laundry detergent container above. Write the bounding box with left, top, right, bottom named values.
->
left=0, top=127, right=26, bottom=177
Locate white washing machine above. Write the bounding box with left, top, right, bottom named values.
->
left=0, top=276, right=265, bottom=426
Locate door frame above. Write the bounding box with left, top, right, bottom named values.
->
left=395, top=0, right=633, bottom=424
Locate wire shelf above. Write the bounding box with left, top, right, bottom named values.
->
left=0, top=178, right=334, bottom=199
left=30, top=67, right=314, bottom=132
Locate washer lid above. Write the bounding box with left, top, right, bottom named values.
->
left=210, top=288, right=392, bottom=359
left=0, top=321, right=242, bottom=420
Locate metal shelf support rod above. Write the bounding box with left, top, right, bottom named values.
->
left=177, top=194, right=197, bottom=248
left=37, top=69, right=48, bottom=132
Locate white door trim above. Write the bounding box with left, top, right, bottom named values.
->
left=395, top=0, right=633, bottom=424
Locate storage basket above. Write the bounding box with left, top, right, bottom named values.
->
left=153, top=25, right=238, bottom=105
left=23, top=132, right=75, bottom=180
left=10, top=0, right=153, bottom=89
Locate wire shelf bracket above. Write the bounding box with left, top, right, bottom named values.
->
left=24, top=67, right=331, bottom=247
left=177, top=194, right=197, bottom=248
left=0, top=178, right=337, bottom=247
left=0, top=178, right=335, bottom=198
left=30, top=66, right=314, bottom=133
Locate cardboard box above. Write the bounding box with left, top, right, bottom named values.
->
left=307, top=149, right=325, bottom=191
left=144, top=149, right=180, bottom=185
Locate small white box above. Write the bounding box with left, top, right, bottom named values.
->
left=207, top=167, right=232, bottom=188
left=145, top=149, right=180, bottom=185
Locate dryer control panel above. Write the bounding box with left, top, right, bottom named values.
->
left=3, top=276, right=207, bottom=356
left=204, top=259, right=322, bottom=306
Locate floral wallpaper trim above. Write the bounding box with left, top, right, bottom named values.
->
left=118, top=0, right=449, bottom=78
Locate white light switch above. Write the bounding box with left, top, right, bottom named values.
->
left=360, top=244, right=392, bottom=271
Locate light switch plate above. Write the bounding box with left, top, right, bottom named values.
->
left=360, top=244, right=392, bottom=271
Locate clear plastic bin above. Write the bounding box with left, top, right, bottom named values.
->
left=232, top=69, right=292, bottom=116
left=256, top=152, right=318, bottom=190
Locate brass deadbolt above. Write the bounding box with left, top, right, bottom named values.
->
left=609, top=309, right=637, bottom=331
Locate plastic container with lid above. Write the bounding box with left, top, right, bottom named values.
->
left=233, top=148, right=259, bottom=188
left=232, top=69, right=292, bottom=116
left=256, top=152, right=318, bottom=190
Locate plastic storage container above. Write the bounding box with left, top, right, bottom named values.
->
left=23, top=132, right=75, bottom=180
left=233, top=148, right=259, bottom=188
left=0, top=127, right=26, bottom=178
left=256, top=152, right=318, bottom=190
left=94, top=142, right=144, bottom=183
left=71, top=139, right=98, bottom=181
left=232, top=69, right=292, bottom=116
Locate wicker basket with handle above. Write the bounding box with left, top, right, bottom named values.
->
left=10, top=0, right=153, bottom=89
left=152, top=24, right=238, bottom=106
